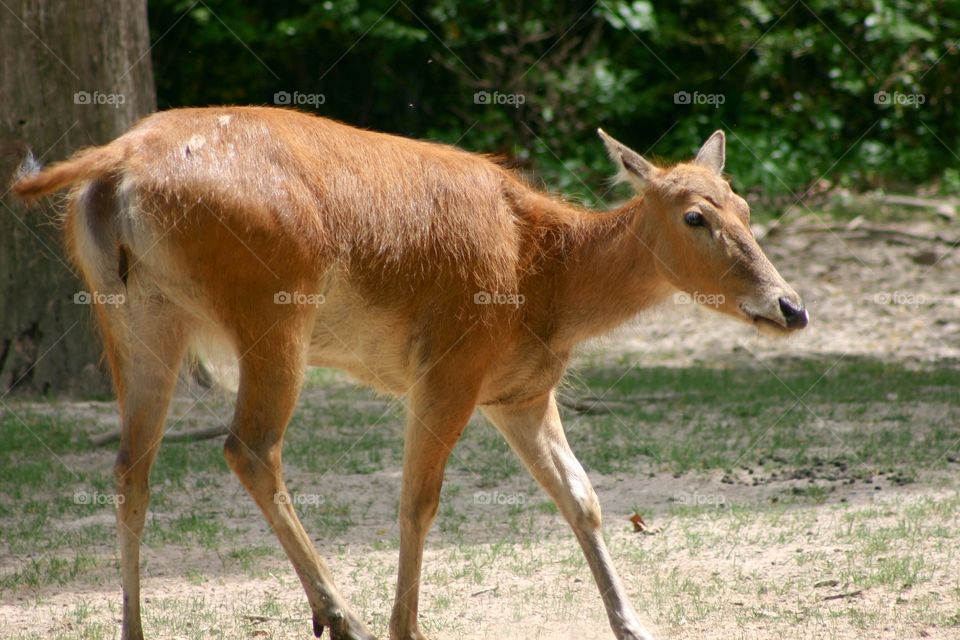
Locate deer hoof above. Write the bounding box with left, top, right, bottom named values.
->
left=389, top=632, right=431, bottom=640
left=313, top=609, right=377, bottom=640
left=620, top=626, right=656, bottom=640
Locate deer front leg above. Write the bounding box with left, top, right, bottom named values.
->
left=482, top=393, right=656, bottom=640
left=390, top=378, right=479, bottom=640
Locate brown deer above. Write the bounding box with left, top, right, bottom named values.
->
left=13, top=107, right=807, bottom=640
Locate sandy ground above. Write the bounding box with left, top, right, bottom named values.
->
left=2, top=216, right=959, bottom=640
left=4, top=469, right=958, bottom=640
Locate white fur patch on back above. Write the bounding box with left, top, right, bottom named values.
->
left=186, top=134, right=206, bottom=154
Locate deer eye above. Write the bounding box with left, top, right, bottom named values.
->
left=684, top=211, right=705, bottom=227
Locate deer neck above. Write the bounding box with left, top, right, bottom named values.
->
left=548, top=197, right=669, bottom=346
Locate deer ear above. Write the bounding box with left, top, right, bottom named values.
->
left=597, top=128, right=658, bottom=188
left=694, top=130, right=725, bottom=174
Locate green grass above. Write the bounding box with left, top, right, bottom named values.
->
left=148, top=511, right=227, bottom=548
left=284, top=382, right=404, bottom=475
left=1, top=357, right=957, bottom=563
left=225, top=545, right=275, bottom=573
left=1, top=356, right=958, bottom=638
left=559, top=356, right=960, bottom=476
left=0, top=553, right=100, bottom=590
left=307, top=497, right=355, bottom=537
left=4, top=357, right=952, bottom=506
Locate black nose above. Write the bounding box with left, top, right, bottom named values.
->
left=778, top=297, right=808, bottom=329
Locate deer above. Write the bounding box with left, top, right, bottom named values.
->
left=12, top=106, right=808, bottom=640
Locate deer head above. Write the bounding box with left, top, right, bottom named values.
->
left=599, top=128, right=808, bottom=333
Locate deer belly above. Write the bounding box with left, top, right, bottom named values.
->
left=306, top=298, right=414, bottom=395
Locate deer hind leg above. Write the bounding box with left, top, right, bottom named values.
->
left=95, top=300, right=192, bottom=640
left=222, top=318, right=373, bottom=640
left=389, top=375, right=479, bottom=640
left=482, top=393, right=656, bottom=640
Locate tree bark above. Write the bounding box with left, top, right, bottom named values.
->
left=0, top=1, right=155, bottom=395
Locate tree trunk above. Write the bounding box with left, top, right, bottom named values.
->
left=0, top=1, right=155, bottom=395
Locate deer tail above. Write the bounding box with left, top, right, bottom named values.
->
left=11, top=144, right=126, bottom=201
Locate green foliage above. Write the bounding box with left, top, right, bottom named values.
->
left=148, top=0, right=959, bottom=210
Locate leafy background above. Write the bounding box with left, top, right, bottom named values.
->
left=148, top=0, right=959, bottom=211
